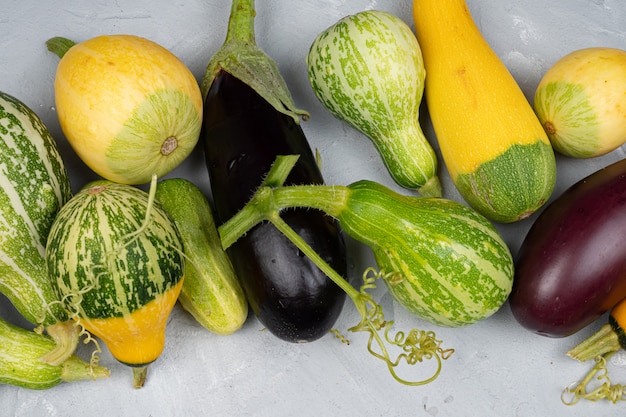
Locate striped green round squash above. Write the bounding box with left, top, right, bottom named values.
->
left=45, top=180, right=184, bottom=387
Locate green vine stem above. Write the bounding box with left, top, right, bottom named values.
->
left=562, top=352, right=626, bottom=404
left=218, top=155, right=453, bottom=385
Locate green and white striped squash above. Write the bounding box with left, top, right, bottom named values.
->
left=45, top=180, right=184, bottom=387
left=338, top=180, right=514, bottom=327
left=306, top=10, right=441, bottom=197
left=0, top=91, right=72, bottom=328
left=0, top=316, right=109, bottom=390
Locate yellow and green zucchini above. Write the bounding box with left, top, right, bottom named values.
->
left=412, top=0, right=556, bottom=222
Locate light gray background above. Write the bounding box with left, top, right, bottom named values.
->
left=1, top=1, right=625, bottom=416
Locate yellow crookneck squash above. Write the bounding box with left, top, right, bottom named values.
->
left=413, top=0, right=556, bottom=223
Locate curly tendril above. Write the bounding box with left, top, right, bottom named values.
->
left=347, top=268, right=454, bottom=385
left=562, top=352, right=626, bottom=405
left=268, top=214, right=453, bottom=386
left=330, top=329, right=350, bottom=345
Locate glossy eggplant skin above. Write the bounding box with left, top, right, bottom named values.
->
left=510, top=158, right=626, bottom=337
left=202, top=71, right=347, bottom=343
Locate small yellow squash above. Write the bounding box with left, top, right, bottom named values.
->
left=47, top=35, right=202, bottom=185
left=534, top=47, right=626, bottom=158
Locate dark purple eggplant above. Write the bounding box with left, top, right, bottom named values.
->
left=510, top=158, right=626, bottom=337
left=199, top=0, right=347, bottom=343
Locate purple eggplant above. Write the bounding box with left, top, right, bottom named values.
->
left=510, top=158, right=626, bottom=337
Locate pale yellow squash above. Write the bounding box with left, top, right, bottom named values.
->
left=534, top=47, right=626, bottom=158
left=49, top=35, right=202, bottom=184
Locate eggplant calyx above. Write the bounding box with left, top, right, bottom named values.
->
left=201, top=0, right=308, bottom=124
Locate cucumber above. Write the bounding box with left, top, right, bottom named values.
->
left=0, top=316, right=109, bottom=390
left=45, top=179, right=185, bottom=388
left=155, top=178, right=248, bottom=335
left=0, top=91, right=79, bottom=365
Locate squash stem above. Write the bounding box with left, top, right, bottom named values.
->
left=219, top=155, right=349, bottom=248
left=219, top=183, right=350, bottom=249
left=132, top=365, right=149, bottom=389
left=46, top=36, right=77, bottom=59
left=219, top=184, right=349, bottom=249
left=567, top=323, right=622, bottom=362
left=61, top=355, right=110, bottom=383
left=419, top=175, right=442, bottom=198
left=39, top=320, right=80, bottom=366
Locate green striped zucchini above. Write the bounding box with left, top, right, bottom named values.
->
left=306, top=10, right=441, bottom=197
left=0, top=91, right=78, bottom=364
left=342, top=181, right=514, bottom=326
left=0, top=316, right=109, bottom=390
left=45, top=180, right=185, bottom=388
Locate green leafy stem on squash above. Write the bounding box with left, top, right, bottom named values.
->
left=218, top=155, right=453, bottom=386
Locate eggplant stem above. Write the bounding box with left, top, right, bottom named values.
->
left=225, top=0, right=256, bottom=45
